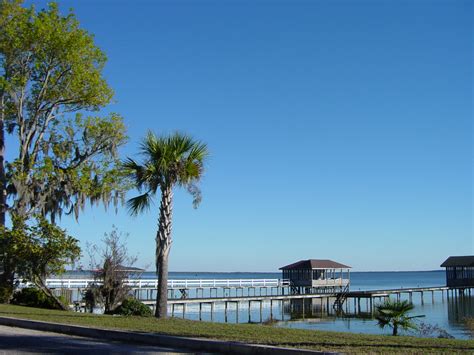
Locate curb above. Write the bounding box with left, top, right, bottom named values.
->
left=0, top=316, right=338, bottom=354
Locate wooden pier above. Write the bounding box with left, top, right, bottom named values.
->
left=136, top=284, right=473, bottom=322
left=46, top=276, right=474, bottom=323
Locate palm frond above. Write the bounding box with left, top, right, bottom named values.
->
left=186, top=183, right=202, bottom=209
left=127, top=192, right=153, bottom=216
left=126, top=131, right=209, bottom=214
left=122, top=157, right=141, bottom=171
left=169, top=132, right=194, bottom=157
left=375, top=299, right=424, bottom=335
left=188, top=141, right=209, bottom=162
left=122, top=158, right=147, bottom=191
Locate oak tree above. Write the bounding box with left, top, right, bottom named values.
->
left=0, top=1, right=128, bottom=299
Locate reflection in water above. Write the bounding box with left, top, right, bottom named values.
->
left=285, top=298, right=374, bottom=320
left=447, top=293, right=474, bottom=327
left=279, top=291, right=474, bottom=339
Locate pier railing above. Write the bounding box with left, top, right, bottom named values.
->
left=313, top=278, right=349, bottom=286
left=43, top=278, right=291, bottom=289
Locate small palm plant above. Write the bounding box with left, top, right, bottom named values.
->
left=375, top=299, right=424, bottom=336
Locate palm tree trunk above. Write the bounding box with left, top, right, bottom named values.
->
left=393, top=324, right=398, bottom=336
left=155, top=186, right=173, bottom=318
left=156, top=250, right=170, bottom=317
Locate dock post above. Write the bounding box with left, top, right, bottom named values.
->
left=211, top=303, right=214, bottom=321
left=225, top=302, right=228, bottom=323
left=182, top=304, right=186, bottom=319
left=270, top=300, right=273, bottom=320
left=431, top=291, right=434, bottom=303
left=281, top=300, right=284, bottom=321
left=326, top=297, right=330, bottom=312
left=172, top=304, right=175, bottom=317
left=199, top=303, right=202, bottom=321
left=409, top=292, right=412, bottom=303
left=302, top=298, right=305, bottom=319
left=236, top=302, right=239, bottom=323
left=441, top=290, right=444, bottom=302
left=357, top=298, right=361, bottom=314
left=420, top=292, right=424, bottom=305
left=248, top=301, right=251, bottom=323
left=260, top=301, right=263, bottom=322
left=369, top=297, right=373, bottom=313
left=224, top=287, right=230, bottom=297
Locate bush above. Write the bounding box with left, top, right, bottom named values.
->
left=417, top=322, right=454, bottom=339
left=0, top=286, right=14, bottom=304
left=11, top=287, right=62, bottom=309
left=465, top=317, right=474, bottom=338
left=113, top=297, right=152, bottom=316
left=83, top=285, right=102, bottom=313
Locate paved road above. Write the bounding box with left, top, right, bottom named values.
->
left=0, top=325, right=201, bottom=354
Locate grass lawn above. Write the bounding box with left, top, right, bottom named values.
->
left=0, top=304, right=473, bottom=354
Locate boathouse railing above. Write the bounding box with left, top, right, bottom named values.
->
left=43, top=278, right=292, bottom=289
left=313, top=278, right=349, bottom=286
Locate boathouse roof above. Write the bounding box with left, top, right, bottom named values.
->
left=440, top=256, right=474, bottom=267
left=279, top=259, right=351, bottom=270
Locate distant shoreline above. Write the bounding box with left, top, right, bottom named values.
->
left=63, top=269, right=445, bottom=274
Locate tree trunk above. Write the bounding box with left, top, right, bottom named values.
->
left=0, top=95, right=5, bottom=228
left=0, top=92, right=13, bottom=303
left=155, top=186, right=173, bottom=318
left=156, top=250, right=170, bottom=317
left=36, top=277, right=69, bottom=311
left=392, top=324, right=398, bottom=336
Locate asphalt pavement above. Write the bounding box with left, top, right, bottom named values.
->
left=0, top=325, right=201, bottom=354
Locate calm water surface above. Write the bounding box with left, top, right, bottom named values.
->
left=61, top=270, right=473, bottom=339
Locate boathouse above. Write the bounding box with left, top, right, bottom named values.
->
left=441, top=256, right=474, bottom=287
left=280, top=259, right=351, bottom=294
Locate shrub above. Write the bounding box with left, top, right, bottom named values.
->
left=417, top=322, right=454, bottom=339
left=11, top=287, right=62, bottom=309
left=113, top=297, right=152, bottom=316
left=466, top=317, right=474, bottom=338
left=262, top=317, right=278, bottom=326
left=83, top=284, right=102, bottom=313
left=0, top=286, right=14, bottom=304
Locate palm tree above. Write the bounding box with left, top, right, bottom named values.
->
left=375, top=299, right=424, bottom=336
left=124, top=132, right=209, bottom=318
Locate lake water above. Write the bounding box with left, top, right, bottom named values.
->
left=59, top=270, right=474, bottom=339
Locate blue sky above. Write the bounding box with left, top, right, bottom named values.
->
left=21, top=0, right=472, bottom=271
